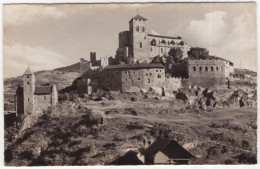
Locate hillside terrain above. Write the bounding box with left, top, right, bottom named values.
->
left=4, top=63, right=257, bottom=165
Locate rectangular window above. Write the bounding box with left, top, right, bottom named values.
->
left=126, top=78, right=127, bottom=81
left=156, top=70, right=158, bottom=72
left=138, top=77, right=141, bottom=81
left=150, top=73, right=152, bottom=76
left=146, top=73, right=148, bottom=76
left=158, top=75, right=161, bottom=78
left=150, top=47, right=152, bottom=52
left=27, top=82, right=29, bottom=85
left=140, top=42, right=142, bottom=48
left=148, top=79, right=150, bottom=83
left=44, top=96, right=46, bottom=100
left=27, top=75, right=29, bottom=78
left=28, top=98, right=29, bottom=102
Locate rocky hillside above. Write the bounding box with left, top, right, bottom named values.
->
left=4, top=84, right=257, bottom=165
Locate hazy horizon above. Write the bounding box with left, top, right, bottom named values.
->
left=3, top=3, right=257, bottom=78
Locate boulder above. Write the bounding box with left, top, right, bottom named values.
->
left=140, top=88, right=147, bottom=93
left=175, top=89, right=188, bottom=102
left=126, top=86, right=141, bottom=93
left=149, top=86, right=163, bottom=96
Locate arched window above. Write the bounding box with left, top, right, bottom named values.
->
left=211, top=66, right=214, bottom=71
left=142, top=27, right=145, bottom=32
left=150, top=39, right=156, bottom=46
left=205, top=66, right=208, bottom=71
left=140, top=42, right=142, bottom=48
left=216, top=66, right=219, bottom=71
left=193, top=66, right=196, bottom=71
left=199, top=66, right=202, bottom=71
left=136, top=26, right=139, bottom=31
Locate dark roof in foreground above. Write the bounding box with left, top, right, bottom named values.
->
left=144, top=139, right=195, bottom=160
left=148, top=34, right=182, bottom=40
left=105, top=63, right=165, bottom=70
left=109, top=150, right=143, bottom=165
left=34, top=86, right=52, bottom=95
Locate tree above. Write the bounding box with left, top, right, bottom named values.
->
left=168, top=47, right=183, bottom=63
left=151, top=55, right=164, bottom=64
left=187, top=47, right=209, bottom=60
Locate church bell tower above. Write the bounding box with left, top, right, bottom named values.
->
left=23, top=66, right=35, bottom=114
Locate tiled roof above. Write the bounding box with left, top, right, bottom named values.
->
left=105, top=63, right=165, bottom=70
left=144, top=139, right=195, bottom=160
left=34, top=86, right=52, bottom=95
left=23, top=66, right=33, bottom=75
left=148, top=34, right=182, bottom=40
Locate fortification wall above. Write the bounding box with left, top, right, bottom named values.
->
left=80, top=59, right=90, bottom=74
left=188, top=59, right=226, bottom=88
left=119, top=31, right=130, bottom=48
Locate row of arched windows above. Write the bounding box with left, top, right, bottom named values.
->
left=193, top=66, right=224, bottom=72
left=150, top=39, right=184, bottom=46
left=136, top=26, right=145, bottom=32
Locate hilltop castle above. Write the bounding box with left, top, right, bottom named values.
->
left=15, top=67, right=58, bottom=115
left=115, top=14, right=191, bottom=63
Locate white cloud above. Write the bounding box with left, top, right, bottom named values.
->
left=186, top=11, right=227, bottom=47
left=3, top=43, right=68, bottom=78
left=3, top=5, right=65, bottom=26
left=151, top=29, right=160, bottom=35
left=184, top=10, right=256, bottom=71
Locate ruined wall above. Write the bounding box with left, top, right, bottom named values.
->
left=15, top=86, right=24, bottom=115
left=80, top=58, right=90, bottom=74
left=34, top=94, right=52, bottom=114
left=119, top=31, right=130, bottom=48
left=188, top=59, right=226, bottom=88
left=77, top=78, right=91, bottom=95
left=51, top=84, right=58, bottom=105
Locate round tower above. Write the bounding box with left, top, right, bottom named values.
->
left=23, top=66, right=35, bottom=114
left=129, top=14, right=150, bottom=59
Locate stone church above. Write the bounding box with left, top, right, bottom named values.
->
left=115, top=14, right=191, bottom=63
left=15, top=67, right=58, bottom=115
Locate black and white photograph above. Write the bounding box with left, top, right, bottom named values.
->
left=2, top=1, right=258, bottom=166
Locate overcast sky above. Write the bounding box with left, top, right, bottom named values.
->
left=3, top=2, right=257, bottom=78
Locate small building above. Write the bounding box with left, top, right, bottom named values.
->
left=15, top=66, right=58, bottom=115
left=102, top=63, right=165, bottom=92
left=144, top=139, right=195, bottom=165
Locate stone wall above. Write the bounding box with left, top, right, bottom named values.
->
left=34, top=94, right=52, bottom=114
left=77, top=78, right=91, bottom=95
left=188, top=59, right=227, bottom=88
left=164, top=77, right=182, bottom=93
left=102, top=67, right=165, bottom=92
left=80, top=58, right=90, bottom=74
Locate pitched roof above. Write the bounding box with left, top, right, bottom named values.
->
left=148, top=34, right=182, bottom=40
left=129, top=14, right=147, bottom=22
left=109, top=150, right=143, bottom=165
left=23, top=66, right=33, bottom=75
left=144, top=139, right=195, bottom=160
left=34, top=86, right=52, bottom=95
left=105, top=63, right=165, bottom=70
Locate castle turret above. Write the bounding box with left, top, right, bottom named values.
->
left=23, top=66, right=35, bottom=114
left=129, top=15, right=150, bottom=59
